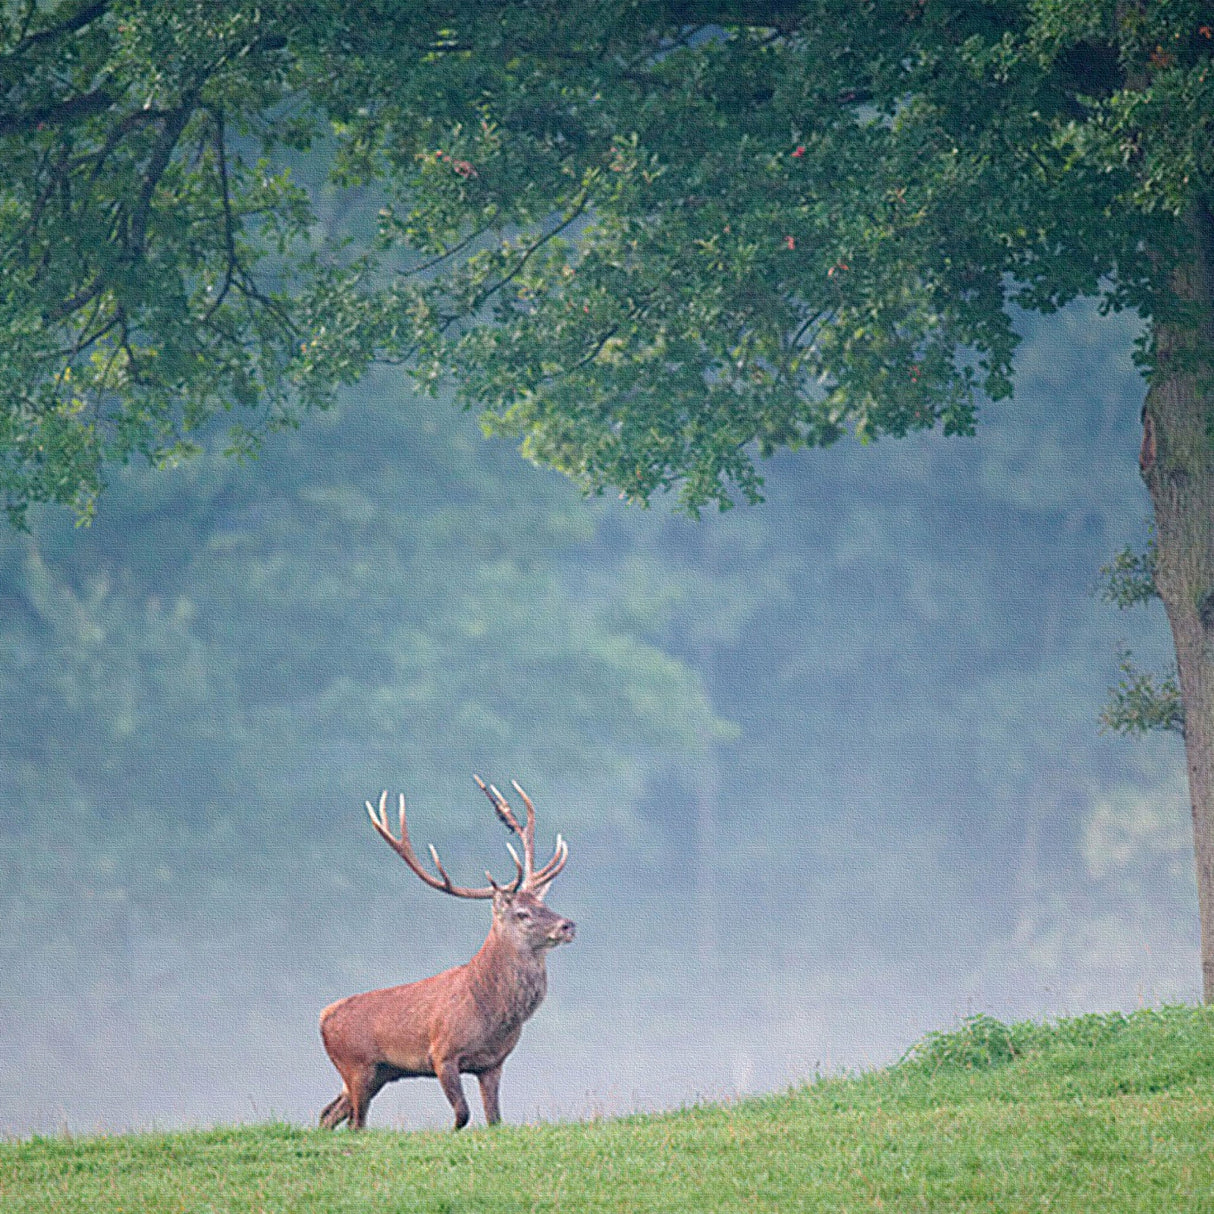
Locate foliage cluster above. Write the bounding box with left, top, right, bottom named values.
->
left=1094, top=540, right=1185, bottom=736
left=3, top=1005, right=1213, bottom=1212
left=1098, top=541, right=1159, bottom=610
left=1099, top=649, right=1185, bottom=736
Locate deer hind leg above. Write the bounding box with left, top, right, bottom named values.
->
left=349, top=1064, right=395, bottom=1129
left=323, top=1064, right=386, bottom=1130
left=435, top=1059, right=471, bottom=1130
left=477, top=1064, right=504, bottom=1126
left=319, top=1090, right=351, bottom=1129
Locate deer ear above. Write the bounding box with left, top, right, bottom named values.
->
left=530, top=880, right=553, bottom=903
left=491, top=888, right=514, bottom=914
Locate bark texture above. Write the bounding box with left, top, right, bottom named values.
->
left=1140, top=201, right=1214, bottom=1003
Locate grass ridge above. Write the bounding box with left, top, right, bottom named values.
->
left=3, top=1004, right=1213, bottom=1212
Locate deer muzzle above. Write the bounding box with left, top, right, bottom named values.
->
left=549, top=917, right=576, bottom=946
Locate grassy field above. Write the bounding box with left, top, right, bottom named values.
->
left=3, top=1005, right=1213, bottom=1213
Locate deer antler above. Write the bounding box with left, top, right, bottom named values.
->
left=366, top=791, right=521, bottom=899
left=473, top=776, right=569, bottom=895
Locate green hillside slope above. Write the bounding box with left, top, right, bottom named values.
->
left=3, top=1005, right=1212, bottom=1213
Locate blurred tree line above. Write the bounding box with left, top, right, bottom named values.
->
left=0, top=371, right=742, bottom=973
left=0, top=303, right=1194, bottom=1015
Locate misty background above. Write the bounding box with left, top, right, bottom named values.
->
left=0, top=297, right=1196, bottom=1136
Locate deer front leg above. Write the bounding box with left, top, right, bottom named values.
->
left=435, top=1059, right=471, bottom=1130
left=477, top=1064, right=504, bottom=1125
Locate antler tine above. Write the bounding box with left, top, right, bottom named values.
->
left=365, top=790, right=496, bottom=899
left=473, top=774, right=523, bottom=833
left=504, top=841, right=525, bottom=892
left=428, top=842, right=456, bottom=889
left=529, top=833, right=569, bottom=890
left=510, top=780, right=538, bottom=879
left=473, top=774, right=535, bottom=879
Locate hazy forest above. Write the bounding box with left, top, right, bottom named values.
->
left=2, top=1, right=1209, bottom=1140
left=0, top=297, right=1195, bottom=1134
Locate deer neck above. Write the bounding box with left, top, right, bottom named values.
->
left=467, top=923, right=548, bottom=1028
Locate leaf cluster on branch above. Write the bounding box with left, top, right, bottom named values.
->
left=1099, top=649, right=1185, bottom=737
left=1098, top=538, right=1158, bottom=609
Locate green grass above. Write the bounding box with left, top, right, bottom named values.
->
left=4, top=1005, right=1214, bottom=1212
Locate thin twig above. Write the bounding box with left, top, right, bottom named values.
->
left=470, top=194, right=589, bottom=312
left=545, top=325, right=621, bottom=381
left=204, top=108, right=238, bottom=320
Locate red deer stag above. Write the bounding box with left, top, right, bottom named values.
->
left=318, top=777, right=574, bottom=1130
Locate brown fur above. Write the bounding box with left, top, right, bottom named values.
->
left=319, top=888, right=574, bottom=1129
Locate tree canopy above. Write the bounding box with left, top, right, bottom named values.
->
left=2, top=1, right=1210, bottom=524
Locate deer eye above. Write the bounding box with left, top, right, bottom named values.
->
left=515, top=908, right=531, bottom=920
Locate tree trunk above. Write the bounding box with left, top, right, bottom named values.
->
left=1140, top=201, right=1214, bottom=1003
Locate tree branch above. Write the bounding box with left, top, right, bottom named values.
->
left=0, top=87, right=116, bottom=137
left=4, top=0, right=111, bottom=56
left=45, top=278, right=103, bottom=323
left=86, top=107, right=190, bottom=184
left=397, top=226, right=492, bottom=279
left=547, top=326, right=620, bottom=381
left=125, top=103, right=194, bottom=255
